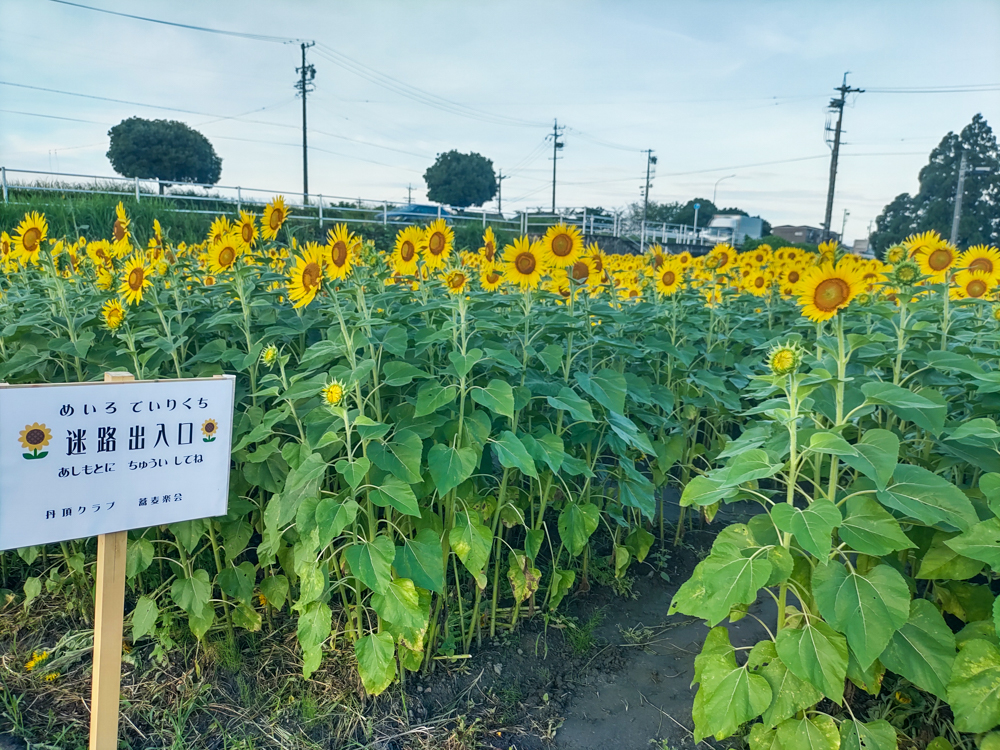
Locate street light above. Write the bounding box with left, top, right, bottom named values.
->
left=712, top=174, right=736, bottom=205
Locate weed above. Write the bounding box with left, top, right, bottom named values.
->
left=566, top=610, right=604, bottom=655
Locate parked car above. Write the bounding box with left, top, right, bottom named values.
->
left=384, top=204, right=453, bottom=225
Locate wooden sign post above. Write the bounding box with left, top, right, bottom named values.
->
left=0, top=373, right=235, bottom=750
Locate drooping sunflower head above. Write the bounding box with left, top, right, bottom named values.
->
left=286, top=243, right=325, bottom=308
left=647, top=244, right=667, bottom=270
left=112, top=202, right=130, bottom=243
left=503, top=236, right=546, bottom=289
left=951, top=269, right=993, bottom=300
left=321, top=379, right=345, bottom=407
left=101, top=298, right=126, bottom=331
left=261, top=344, right=279, bottom=367
left=119, top=254, right=152, bottom=306
left=262, top=196, right=288, bottom=241
left=568, top=255, right=596, bottom=287
left=795, top=261, right=863, bottom=322
left=817, top=239, right=839, bottom=263
left=391, top=225, right=421, bottom=276
left=443, top=268, right=469, bottom=295
left=421, top=219, right=453, bottom=270
left=480, top=226, right=498, bottom=264
left=236, top=211, right=258, bottom=247
left=325, top=224, right=358, bottom=280
left=767, top=342, right=804, bottom=376
left=959, top=244, right=1000, bottom=280
left=13, top=211, right=48, bottom=265
left=208, top=233, right=242, bottom=274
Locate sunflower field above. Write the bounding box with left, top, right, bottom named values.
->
left=2, top=198, right=1000, bottom=748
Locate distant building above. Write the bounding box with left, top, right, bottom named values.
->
left=706, top=214, right=763, bottom=245
left=771, top=225, right=832, bottom=245
left=851, top=238, right=873, bottom=257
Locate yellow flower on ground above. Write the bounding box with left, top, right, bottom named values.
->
left=112, top=202, right=130, bottom=244
left=261, top=196, right=288, bottom=241
left=959, top=244, right=1000, bottom=280
left=421, top=219, right=453, bottom=271
left=479, top=263, right=505, bottom=292
left=102, top=299, right=126, bottom=331
left=479, top=226, right=499, bottom=265
left=503, top=236, right=545, bottom=289
left=542, top=223, right=583, bottom=267
left=13, top=211, right=48, bottom=265
left=796, top=262, right=863, bottom=322
left=43, top=672, right=60, bottom=682
left=443, top=268, right=469, bottom=295
left=951, top=269, right=993, bottom=300
left=207, top=233, right=242, bottom=274
left=286, top=244, right=324, bottom=308
left=236, top=211, right=258, bottom=247
left=321, top=379, right=345, bottom=407
left=325, top=224, right=357, bottom=281
left=119, top=254, right=152, bottom=305
left=391, top=226, right=422, bottom=275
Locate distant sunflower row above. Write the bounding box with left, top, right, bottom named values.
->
left=2, top=199, right=999, bottom=331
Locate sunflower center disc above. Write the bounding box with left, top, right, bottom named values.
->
left=128, top=268, right=144, bottom=290
left=112, top=222, right=125, bottom=242
left=242, top=225, right=253, bottom=243
left=552, top=234, right=572, bottom=257
left=303, top=262, right=320, bottom=290
left=969, top=258, right=993, bottom=274
left=662, top=271, right=675, bottom=286
left=572, top=262, right=589, bottom=282
left=429, top=233, right=445, bottom=253
left=755, top=277, right=765, bottom=288
left=332, top=242, right=347, bottom=266
left=401, top=241, right=415, bottom=262
left=928, top=248, right=952, bottom=271
left=814, top=278, right=849, bottom=311
left=516, top=253, right=536, bottom=275
left=968, top=280, right=988, bottom=297
left=23, top=228, right=41, bottom=252
left=220, top=248, right=235, bottom=267
left=788, top=271, right=800, bottom=284
left=269, top=210, right=282, bottom=230
left=484, top=243, right=495, bottom=261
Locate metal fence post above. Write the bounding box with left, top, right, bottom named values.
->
left=134, top=176, right=140, bottom=202
left=383, top=201, right=387, bottom=226
left=318, top=195, right=324, bottom=229
left=437, top=205, right=441, bottom=220
left=236, top=187, right=242, bottom=214
left=1, top=167, right=7, bottom=203
left=482, top=209, right=486, bottom=228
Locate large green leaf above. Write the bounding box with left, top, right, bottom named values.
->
left=131, top=596, right=158, bottom=640
left=878, top=464, right=978, bottom=532
left=355, top=631, right=396, bottom=695
left=260, top=575, right=289, bottom=610
left=917, top=531, right=984, bottom=580
left=619, top=458, right=657, bottom=520
left=575, top=368, right=627, bottom=414
left=126, top=538, right=154, bottom=578
left=414, top=380, right=457, bottom=417
left=813, top=562, right=910, bottom=669
left=368, top=476, right=421, bottom=517
left=427, top=444, right=477, bottom=497
left=713, top=449, right=782, bottom=488
left=775, top=621, right=849, bottom=704
left=680, top=474, right=738, bottom=507
left=369, top=429, right=423, bottom=484
left=946, top=638, right=1000, bottom=732
left=371, top=578, right=424, bottom=631
left=546, top=386, right=597, bottom=423
left=775, top=714, right=839, bottom=750
left=471, top=379, right=514, bottom=420
left=218, top=561, right=256, bottom=606
left=840, top=429, right=898, bottom=490
left=507, top=551, right=541, bottom=603
left=491, top=430, right=538, bottom=478
left=771, top=499, right=841, bottom=561
left=281, top=452, right=328, bottom=512
left=334, top=457, right=370, bottom=489
left=344, top=535, right=395, bottom=594
left=692, top=628, right=772, bottom=742
left=449, top=511, right=492, bottom=585
left=862, top=382, right=946, bottom=435
left=809, top=430, right=858, bottom=456
left=393, top=529, right=445, bottom=594
left=170, top=568, right=212, bottom=619
left=839, top=719, right=898, bottom=750
left=879, top=598, right=956, bottom=700
left=558, top=502, right=600, bottom=557
left=448, top=347, right=482, bottom=377
left=700, top=542, right=772, bottom=626
left=838, top=495, right=915, bottom=556
left=945, top=517, right=1000, bottom=568
left=297, top=601, right=332, bottom=679
left=748, top=640, right=823, bottom=730
left=315, top=497, right=360, bottom=548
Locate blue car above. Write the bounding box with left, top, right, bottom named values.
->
left=384, top=204, right=453, bottom=225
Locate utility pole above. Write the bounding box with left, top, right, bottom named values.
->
left=640, top=149, right=657, bottom=251
left=549, top=119, right=565, bottom=214
left=950, top=150, right=968, bottom=245
left=295, top=41, right=316, bottom=204
left=822, top=73, right=863, bottom=241
left=407, top=184, right=412, bottom=204
left=840, top=208, right=850, bottom=244
left=497, top=170, right=509, bottom=214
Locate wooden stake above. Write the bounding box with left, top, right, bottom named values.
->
left=89, top=371, right=133, bottom=750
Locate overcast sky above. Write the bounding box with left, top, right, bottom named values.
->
left=2, top=0, right=999, bottom=243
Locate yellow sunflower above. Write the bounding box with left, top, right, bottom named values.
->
left=796, top=262, right=863, bottom=322
left=951, top=269, right=993, bottom=300
left=101, top=299, right=126, bottom=330
left=959, top=244, right=1000, bottom=280
left=780, top=266, right=805, bottom=289
left=119, top=254, right=152, bottom=306
left=568, top=256, right=596, bottom=287
left=503, top=236, right=545, bottom=289
left=321, top=379, right=345, bottom=407
left=480, top=226, right=499, bottom=265
left=207, top=215, right=232, bottom=245
left=208, top=233, right=242, bottom=274
left=261, top=196, right=288, bottom=241
left=647, top=244, right=668, bottom=270
left=286, top=243, right=325, bottom=308
left=903, top=230, right=942, bottom=258
left=443, top=268, right=469, bottom=295
left=389, top=226, right=420, bottom=276
left=479, top=263, right=505, bottom=292
left=745, top=269, right=773, bottom=297
left=884, top=245, right=907, bottom=265
left=111, top=202, right=130, bottom=244
left=1, top=231, right=17, bottom=272
left=13, top=211, right=48, bottom=266
left=236, top=211, right=258, bottom=247
left=421, top=219, right=453, bottom=271
left=325, top=224, right=357, bottom=281
left=151, top=218, right=163, bottom=249
left=915, top=238, right=958, bottom=281
left=542, top=222, right=583, bottom=267
left=706, top=243, right=735, bottom=273
left=655, top=263, right=682, bottom=296
left=587, top=243, right=606, bottom=274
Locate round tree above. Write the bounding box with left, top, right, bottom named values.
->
left=107, top=117, right=223, bottom=190
left=423, top=151, right=497, bottom=208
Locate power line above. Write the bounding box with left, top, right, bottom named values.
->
left=47, top=0, right=307, bottom=44
left=866, top=84, right=1000, bottom=94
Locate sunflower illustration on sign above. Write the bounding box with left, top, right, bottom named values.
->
left=201, top=419, right=219, bottom=443
left=19, top=423, right=52, bottom=459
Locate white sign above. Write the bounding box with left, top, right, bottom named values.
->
left=0, top=376, right=235, bottom=550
